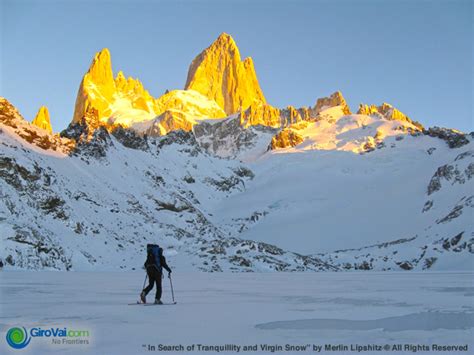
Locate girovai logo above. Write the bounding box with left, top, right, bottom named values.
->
left=6, top=327, right=31, bottom=349
left=5, top=326, right=91, bottom=349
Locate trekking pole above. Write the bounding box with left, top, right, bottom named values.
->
left=142, top=273, right=148, bottom=290
left=169, top=274, right=176, bottom=304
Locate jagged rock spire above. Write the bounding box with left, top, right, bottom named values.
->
left=357, top=102, right=424, bottom=130
left=315, top=91, right=351, bottom=115
left=32, top=106, right=53, bottom=133
left=185, top=33, right=266, bottom=115
left=72, top=48, right=116, bottom=124
left=72, top=48, right=158, bottom=127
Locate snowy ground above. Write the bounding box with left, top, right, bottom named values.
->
left=1, top=272, right=473, bottom=354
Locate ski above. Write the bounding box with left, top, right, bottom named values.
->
left=128, top=302, right=177, bottom=306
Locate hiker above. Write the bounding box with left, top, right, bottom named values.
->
left=140, top=244, right=172, bottom=304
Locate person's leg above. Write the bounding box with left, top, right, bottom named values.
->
left=155, top=272, right=163, bottom=301
left=143, top=269, right=154, bottom=295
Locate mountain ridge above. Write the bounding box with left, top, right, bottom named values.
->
left=1, top=96, right=472, bottom=271
left=0, top=33, right=472, bottom=272
left=68, top=34, right=442, bottom=140
left=184, top=32, right=266, bottom=115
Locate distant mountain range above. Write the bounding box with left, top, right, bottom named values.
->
left=1, top=33, right=472, bottom=271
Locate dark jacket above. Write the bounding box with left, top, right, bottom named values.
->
left=144, top=248, right=171, bottom=273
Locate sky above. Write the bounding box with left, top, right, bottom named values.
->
left=1, top=0, right=472, bottom=132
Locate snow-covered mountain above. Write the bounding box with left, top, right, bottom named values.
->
left=0, top=33, right=472, bottom=272
left=0, top=98, right=336, bottom=272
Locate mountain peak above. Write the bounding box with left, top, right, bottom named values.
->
left=315, top=91, right=351, bottom=115
left=32, top=105, right=53, bottom=133
left=185, top=33, right=266, bottom=115
left=357, top=102, right=424, bottom=130
left=72, top=48, right=116, bottom=124
left=115, top=70, right=126, bottom=82
left=87, top=48, right=114, bottom=87
left=216, top=32, right=237, bottom=45
left=212, top=33, right=240, bottom=57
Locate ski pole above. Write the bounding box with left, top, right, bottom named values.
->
left=169, top=274, right=176, bottom=303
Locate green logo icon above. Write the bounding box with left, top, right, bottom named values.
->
left=6, top=327, right=31, bottom=349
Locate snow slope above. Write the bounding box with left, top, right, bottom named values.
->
left=215, top=136, right=466, bottom=249
left=207, top=109, right=473, bottom=270
left=0, top=98, right=472, bottom=271
left=0, top=103, right=333, bottom=272
left=0, top=271, right=472, bottom=354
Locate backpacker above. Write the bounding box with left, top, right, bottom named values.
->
left=146, top=244, right=162, bottom=270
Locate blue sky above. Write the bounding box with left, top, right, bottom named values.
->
left=1, top=0, right=472, bottom=132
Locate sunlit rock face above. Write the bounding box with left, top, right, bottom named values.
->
left=269, top=128, right=304, bottom=149
left=0, top=97, right=22, bottom=125
left=357, top=102, right=424, bottom=130
left=315, top=91, right=351, bottom=116
left=357, top=104, right=379, bottom=116
left=239, top=101, right=281, bottom=128
left=68, top=41, right=425, bottom=144
left=185, top=33, right=266, bottom=115
left=152, top=89, right=226, bottom=135
left=73, top=48, right=116, bottom=124
left=281, top=105, right=318, bottom=125
left=132, top=89, right=226, bottom=137
left=155, top=89, right=226, bottom=122
left=70, top=43, right=349, bottom=137
left=114, top=71, right=157, bottom=113
left=1, top=98, right=74, bottom=152
left=71, top=48, right=230, bottom=136
left=72, top=48, right=158, bottom=128
left=238, top=103, right=318, bottom=129
left=32, top=106, right=53, bottom=134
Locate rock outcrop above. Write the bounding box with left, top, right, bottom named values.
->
left=1, top=98, right=73, bottom=153
left=315, top=91, right=351, bottom=115
left=32, top=106, right=53, bottom=133
left=357, top=102, right=424, bottom=130
left=269, top=128, right=304, bottom=150
left=357, top=104, right=379, bottom=116
left=0, top=97, right=25, bottom=127
left=281, top=106, right=317, bottom=125
left=185, top=33, right=266, bottom=115
left=424, top=127, right=470, bottom=149
left=239, top=101, right=281, bottom=128
left=238, top=102, right=317, bottom=129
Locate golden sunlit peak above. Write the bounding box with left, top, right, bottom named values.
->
left=208, top=33, right=239, bottom=54
left=218, top=32, right=231, bottom=38
left=94, top=48, right=111, bottom=61
left=84, top=47, right=114, bottom=88
left=32, top=105, right=53, bottom=134
left=216, top=32, right=234, bottom=42
left=115, top=70, right=126, bottom=81
left=185, top=33, right=266, bottom=115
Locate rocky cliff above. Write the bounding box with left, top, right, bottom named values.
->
left=357, top=102, right=424, bottom=130
left=1, top=98, right=73, bottom=153
left=32, top=106, right=53, bottom=134
left=185, top=33, right=266, bottom=115
left=269, top=128, right=304, bottom=150
left=315, top=91, right=351, bottom=115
